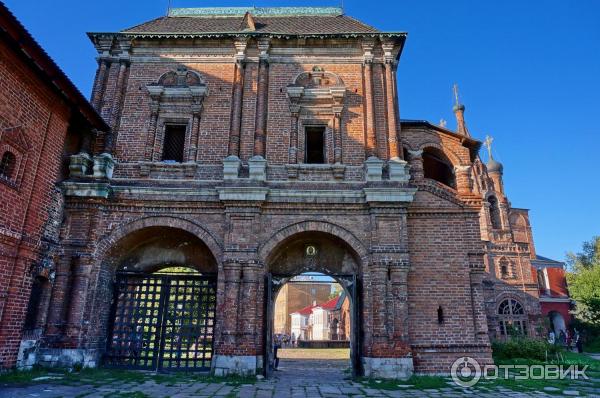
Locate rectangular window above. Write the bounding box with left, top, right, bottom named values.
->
left=305, top=126, right=325, bottom=164
left=162, top=124, right=187, bottom=162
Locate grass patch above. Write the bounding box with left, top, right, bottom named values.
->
left=0, top=366, right=256, bottom=387
left=481, top=350, right=600, bottom=393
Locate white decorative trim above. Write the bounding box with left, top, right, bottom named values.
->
left=217, top=187, right=269, bottom=201
left=363, top=187, right=417, bottom=203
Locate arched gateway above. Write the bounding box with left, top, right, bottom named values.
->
left=262, top=229, right=363, bottom=377
left=99, top=224, right=220, bottom=371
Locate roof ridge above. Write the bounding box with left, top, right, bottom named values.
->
left=169, top=7, right=344, bottom=18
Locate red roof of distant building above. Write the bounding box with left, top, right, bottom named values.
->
left=291, top=295, right=342, bottom=316
left=293, top=304, right=316, bottom=316
left=319, top=295, right=341, bottom=310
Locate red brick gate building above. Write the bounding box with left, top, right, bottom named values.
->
left=1, top=6, right=571, bottom=378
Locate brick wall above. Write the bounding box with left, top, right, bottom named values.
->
left=0, top=38, right=72, bottom=368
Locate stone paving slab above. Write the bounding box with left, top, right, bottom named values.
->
left=1, top=358, right=598, bottom=398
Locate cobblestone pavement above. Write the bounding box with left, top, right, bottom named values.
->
left=1, top=359, right=599, bottom=397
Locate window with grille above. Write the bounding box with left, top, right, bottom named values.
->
left=498, top=298, right=527, bottom=336
left=305, top=126, right=325, bottom=164
left=161, top=125, right=186, bottom=162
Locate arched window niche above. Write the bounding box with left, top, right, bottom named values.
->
left=422, top=147, right=456, bottom=189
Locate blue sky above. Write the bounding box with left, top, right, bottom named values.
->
left=5, top=0, right=599, bottom=262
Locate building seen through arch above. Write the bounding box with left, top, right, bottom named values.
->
left=0, top=4, right=573, bottom=379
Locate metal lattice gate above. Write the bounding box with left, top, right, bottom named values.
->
left=105, top=272, right=217, bottom=371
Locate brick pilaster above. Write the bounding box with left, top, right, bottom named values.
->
left=253, top=39, right=270, bottom=158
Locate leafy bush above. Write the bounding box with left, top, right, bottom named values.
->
left=492, top=338, right=562, bottom=361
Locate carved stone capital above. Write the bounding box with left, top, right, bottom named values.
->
left=361, top=38, right=375, bottom=64
left=233, top=37, right=248, bottom=64
left=69, top=152, right=93, bottom=177
left=257, top=38, right=270, bottom=62
left=381, top=41, right=397, bottom=64
left=407, top=149, right=423, bottom=159
left=92, top=153, right=115, bottom=179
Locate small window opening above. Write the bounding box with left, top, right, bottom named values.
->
left=437, top=306, right=444, bottom=324
left=0, top=151, right=16, bottom=179
left=305, top=126, right=325, bottom=164
left=24, top=276, right=47, bottom=330
left=162, top=125, right=186, bottom=162
left=499, top=258, right=510, bottom=279
left=488, top=196, right=502, bottom=229
left=422, top=147, right=455, bottom=188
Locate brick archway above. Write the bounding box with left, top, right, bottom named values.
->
left=94, top=215, right=223, bottom=269
left=92, top=216, right=223, bottom=371
left=258, top=220, right=368, bottom=267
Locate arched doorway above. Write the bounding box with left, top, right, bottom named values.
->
left=263, top=230, right=362, bottom=378
left=101, top=226, right=218, bottom=371
left=549, top=311, right=566, bottom=335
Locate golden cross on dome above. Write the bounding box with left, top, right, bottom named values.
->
left=484, top=135, right=494, bottom=160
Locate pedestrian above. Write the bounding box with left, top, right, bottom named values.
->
left=548, top=330, right=555, bottom=345
left=575, top=330, right=583, bottom=353
left=273, top=334, right=281, bottom=371
left=559, top=330, right=567, bottom=346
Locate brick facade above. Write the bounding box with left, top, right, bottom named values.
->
left=0, top=4, right=107, bottom=369
left=1, top=6, right=563, bottom=377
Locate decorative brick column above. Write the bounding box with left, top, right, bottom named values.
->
left=64, top=256, right=92, bottom=346
left=91, top=59, right=109, bottom=110
left=361, top=195, right=415, bottom=379
left=44, top=255, right=72, bottom=340
left=253, top=39, right=270, bottom=158
left=145, top=89, right=160, bottom=161
left=333, top=112, right=342, bottom=163
left=362, top=39, right=377, bottom=158
left=455, top=165, right=472, bottom=195
left=221, top=262, right=241, bottom=347
left=109, top=58, right=129, bottom=132
left=228, top=38, right=247, bottom=157
left=190, top=103, right=202, bottom=161
left=288, top=106, right=300, bottom=164
left=407, top=149, right=424, bottom=181
left=468, top=254, right=492, bottom=346
left=382, top=42, right=400, bottom=160
left=239, top=262, right=262, bottom=356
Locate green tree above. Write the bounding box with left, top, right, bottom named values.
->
left=566, top=236, right=600, bottom=325
left=329, top=283, right=342, bottom=300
